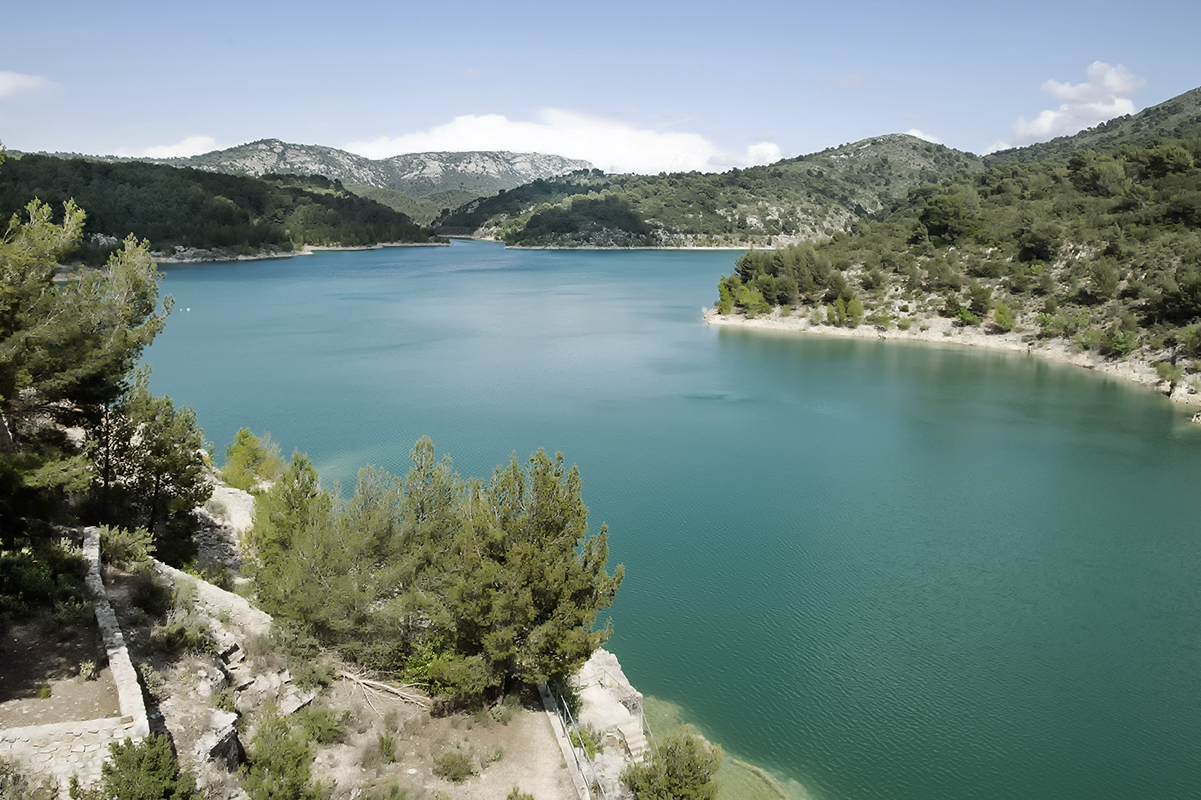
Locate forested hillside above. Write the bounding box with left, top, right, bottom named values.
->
left=0, top=154, right=435, bottom=260
left=344, top=183, right=480, bottom=226
left=986, top=86, right=1201, bottom=165
left=716, top=139, right=1201, bottom=389
left=435, top=135, right=983, bottom=247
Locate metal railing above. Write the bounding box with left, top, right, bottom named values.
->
left=640, top=706, right=658, bottom=753
left=557, top=692, right=610, bottom=800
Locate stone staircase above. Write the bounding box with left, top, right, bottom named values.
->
left=616, top=719, right=649, bottom=763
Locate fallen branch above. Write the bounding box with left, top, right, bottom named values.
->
left=338, top=669, right=431, bottom=710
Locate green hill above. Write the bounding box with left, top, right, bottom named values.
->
left=344, top=184, right=481, bottom=226
left=435, top=135, right=985, bottom=247
left=985, top=86, right=1201, bottom=165
left=0, top=155, right=436, bottom=260
left=717, top=138, right=1201, bottom=383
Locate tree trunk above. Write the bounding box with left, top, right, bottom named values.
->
left=0, top=412, right=15, bottom=453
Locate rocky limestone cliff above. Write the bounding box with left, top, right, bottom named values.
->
left=147, top=139, right=593, bottom=198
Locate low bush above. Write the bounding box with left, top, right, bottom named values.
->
left=376, top=731, right=397, bottom=763
left=134, top=661, right=169, bottom=702
left=99, top=525, right=155, bottom=566
left=569, top=724, right=602, bottom=759
left=622, top=731, right=722, bottom=800
left=0, top=543, right=89, bottom=625
left=0, top=757, right=56, bottom=800
left=69, top=733, right=200, bottom=800
left=151, top=612, right=214, bottom=655
left=432, top=749, right=477, bottom=783
left=297, top=708, right=346, bottom=745
left=129, top=567, right=172, bottom=618
left=241, top=712, right=324, bottom=800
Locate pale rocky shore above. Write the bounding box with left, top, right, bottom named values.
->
left=151, top=241, right=448, bottom=264
left=704, top=307, right=1201, bottom=410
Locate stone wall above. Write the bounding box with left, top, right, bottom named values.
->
left=0, top=527, right=148, bottom=796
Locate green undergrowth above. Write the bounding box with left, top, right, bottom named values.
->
left=641, top=695, right=806, bottom=800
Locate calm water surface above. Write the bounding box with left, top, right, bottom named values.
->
left=146, top=240, right=1201, bottom=800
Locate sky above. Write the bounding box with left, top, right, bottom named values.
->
left=1, top=0, right=1199, bottom=175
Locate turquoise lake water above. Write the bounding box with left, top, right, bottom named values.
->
left=145, top=239, right=1201, bottom=800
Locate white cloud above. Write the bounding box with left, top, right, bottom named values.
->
left=998, top=61, right=1145, bottom=149
left=345, top=109, right=782, bottom=174
left=116, top=135, right=221, bottom=158
left=0, top=71, right=58, bottom=99
left=906, top=128, right=942, bottom=144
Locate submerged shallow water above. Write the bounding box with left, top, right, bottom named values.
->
left=146, top=240, right=1201, bottom=800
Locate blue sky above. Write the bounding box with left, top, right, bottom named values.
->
left=1, top=0, right=1198, bottom=173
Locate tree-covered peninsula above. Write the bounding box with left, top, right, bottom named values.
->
left=714, top=138, right=1201, bottom=397
left=0, top=153, right=438, bottom=262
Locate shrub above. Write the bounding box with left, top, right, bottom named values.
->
left=68, top=733, right=200, bottom=800
left=221, top=429, right=284, bottom=492
left=297, top=708, right=346, bottom=745
left=99, top=525, right=155, bottom=566
left=151, top=616, right=214, bottom=655
left=0, top=543, right=88, bottom=623
left=134, top=662, right=169, bottom=701
left=376, top=731, right=397, bottom=763
left=506, top=790, right=534, bottom=800
left=129, top=567, right=172, bottom=617
left=0, top=758, right=56, bottom=800
left=993, top=301, right=1015, bottom=333
left=622, top=731, right=722, bottom=800
left=52, top=597, right=93, bottom=627
left=241, top=712, right=322, bottom=800
left=569, top=724, right=602, bottom=759
left=79, top=660, right=97, bottom=681
left=489, top=700, right=516, bottom=725
left=367, top=782, right=407, bottom=800
left=846, top=297, right=865, bottom=326
left=432, top=750, right=478, bottom=783
left=292, top=658, right=335, bottom=690
left=1101, top=327, right=1138, bottom=358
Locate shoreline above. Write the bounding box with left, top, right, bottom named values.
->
left=504, top=244, right=755, bottom=251
left=152, top=240, right=449, bottom=265
left=704, top=307, right=1201, bottom=410
left=455, top=235, right=765, bottom=251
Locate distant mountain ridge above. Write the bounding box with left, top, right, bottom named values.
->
left=140, top=139, right=594, bottom=199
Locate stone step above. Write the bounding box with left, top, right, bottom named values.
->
left=617, top=721, right=649, bottom=762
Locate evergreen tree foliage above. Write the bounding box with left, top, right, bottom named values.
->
left=221, top=428, right=284, bottom=491
left=243, top=438, right=623, bottom=701
left=436, top=136, right=983, bottom=247
left=0, top=146, right=204, bottom=541
left=69, top=734, right=200, bottom=800
left=716, top=137, right=1201, bottom=374
left=0, top=155, right=434, bottom=253
left=244, top=451, right=333, bottom=614
left=622, top=731, right=723, bottom=800
left=240, top=712, right=322, bottom=800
